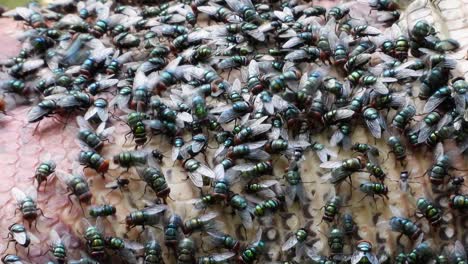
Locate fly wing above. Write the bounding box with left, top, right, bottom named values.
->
left=172, top=146, right=181, bottom=162
left=244, top=140, right=267, bottom=149
left=283, top=37, right=304, bottom=49
left=84, top=106, right=98, bottom=121
left=27, top=104, right=51, bottom=123
left=416, top=123, right=431, bottom=143
left=49, top=229, right=61, bottom=244
left=105, top=181, right=119, bottom=189
left=247, top=115, right=268, bottom=127
left=330, top=130, right=344, bottom=147
left=225, top=0, right=242, bottom=11
left=251, top=124, right=272, bottom=137
left=285, top=49, right=309, bottom=62
left=76, top=116, right=94, bottom=131
left=95, top=1, right=110, bottom=20
left=99, top=78, right=119, bottom=89
left=282, top=234, right=299, bottom=252
left=370, top=80, right=389, bottom=94
left=214, top=144, right=227, bottom=159
left=212, top=252, right=236, bottom=262
left=190, top=139, right=205, bottom=153
left=199, top=211, right=218, bottom=222
left=80, top=218, right=93, bottom=231
left=306, top=247, right=323, bottom=262
left=452, top=240, right=467, bottom=262
left=118, top=248, right=139, bottom=264
left=239, top=209, right=253, bottom=229
left=22, top=59, right=45, bottom=72
left=434, top=142, right=444, bottom=160
left=248, top=59, right=260, bottom=77
left=142, top=205, right=168, bottom=216
left=335, top=109, right=355, bottom=120
left=11, top=187, right=27, bottom=203
left=197, top=5, right=218, bottom=16
left=289, top=140, right=311, bottom=149
left=261, top=180, right=279, bottom=188
left=423, top=95, right=446, bottom=114
left=177, top=112, right=193, bottom=123
left=246, top=29, right=265, bottom=42
left=189, top=172, right=204, bottom=188
left=231, top=163, right=256, bottom=171
left=315, top=147, right=337, bottom=163
left=96, top=107, right=109, bottom=122
left=10, top=227, right=28, bottom=246
left=367, top=253, right=379, bottom=264
left=217, top=109, right=239, bottom=124
left=197, top=163, right=215, bottom=179
left=272, top=95, right=289, bottom=111
left=97, top=124, right=115, bottom=139
left=365, top=118, right=382, bottom=138
left=133, top=71, right=147, bottom=89
left=214, top=164, right=225, bottom=181
left=57, top=94, right=80, bottom=108
left=436, top=113, right=452, bottom=131
left=320, top=160, right=343, bottom=169
left=225, top=169, right=242, bottom=184
left=95, top=216, right=104, bottom=233
left=253, top=228, right=263, bottom=243
left=389, top=205, right=404, bottom=218
left=324, top=187, right=337, bottom=202
left=39, top=152, right=53, bottom=165
left=55, top=170, right=74, bottom=186
left=350, top=251, right=365, bottom=264
left=210, top=104, right=231, bottom=114
left=247, top=149, right=271, bottom=160
left=13, top=7, right=33, bottom=20
left=285, top=185, right=297, bottom=207
left=25, top=186, right=37, bottom=201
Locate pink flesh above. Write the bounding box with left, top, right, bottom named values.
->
left=0, top=18, right=79, bottom=261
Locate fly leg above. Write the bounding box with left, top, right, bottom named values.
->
left=123, top=131, right=132, bottom=146
left=372, top=194, right=378, bottom=209
left=396, top=233, right=404, bottom=248
left=137, top=226, right=146, bottom=238
left=201, top=240, right=214, bottom=253
left=61, top=112, right=72, bottom=130
left=0, top=240, right=12, bottom=254
left=345, top=176, right=353, bottom=198
left=38, top=208, right=53, bottom=220
left=42, top=178, right=49, bottom=192
left=67, top=193, right=75, bottom=213
left=240, top=225, right=248, bottom=240
left=105, top=188, right=117, bottom=198
left=79, top=202, right=86, bottom=215
left=384, top=151, right=393, bottom=163
left=32, top=121, right=41, bottom=136
left=138, top=185, right=151, bottom=200
left=7, top=208, right=20, bottom=221
left=358, top=194, right=371, bottom=206
left=227, top=69, right=233, bottom=82
left=33, top=219, right=39, bottom=232
left=202, top=151, right=209, bottom=166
